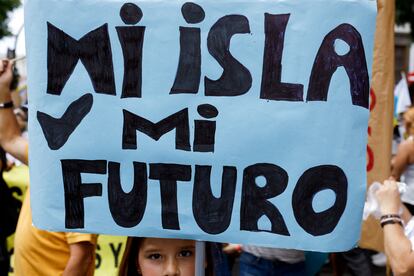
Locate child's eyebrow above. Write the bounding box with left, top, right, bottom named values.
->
left=180, top=246, right=196, bottom=250
left=141, top=244, right=196, bottom=253
left=142, top=248, right=161, bottom=254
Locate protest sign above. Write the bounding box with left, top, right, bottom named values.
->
left=25, top=0, right=376, bottom=251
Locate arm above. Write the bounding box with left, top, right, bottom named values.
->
left=0, top=60, right=28, bottom=164
left=376, top=180, right=414, bottom=275
left=63, top=241, right=95, bottom=276
left=390, top=142, right=411, bottom=180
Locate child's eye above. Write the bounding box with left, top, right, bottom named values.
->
left=179, top=250, right=193, bottom=257
left=148, top=253, right=162, bottom=260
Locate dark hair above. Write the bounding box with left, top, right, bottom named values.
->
left=0, top=147, right=21, bottom=237
left=118, top=237, right=142, bottom=276
left=118, top=237, right=216, bottom=276
left=0, top=147, right=6, bottom=171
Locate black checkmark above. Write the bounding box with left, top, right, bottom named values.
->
left=37, top=93, right=93, bottom=150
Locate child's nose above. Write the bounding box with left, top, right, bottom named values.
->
left=163, top=258, right=180, bottom=276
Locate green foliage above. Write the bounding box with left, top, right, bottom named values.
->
left=396, top=0, right=414, bottom=38
left=0, top=0, right=21, bottom=39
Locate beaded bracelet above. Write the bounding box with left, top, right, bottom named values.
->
left=380, top=219, right=403, bottom=228
left=380, top=214, right=401, bottom=220
left=380, top=217, right=402, bottom=224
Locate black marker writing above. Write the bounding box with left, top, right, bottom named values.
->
left=117, top=3, right=145, bottom=98
left=170, top=2, right=205, bottom=94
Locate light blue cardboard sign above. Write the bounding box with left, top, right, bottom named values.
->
left=25, top=0, right=376, bottom=251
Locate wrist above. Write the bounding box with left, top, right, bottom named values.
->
left=380, top=214, right=403, bottom=228
left=0, top=101, right=13, bottom=109
left=381, top=219, right=403, bottom=228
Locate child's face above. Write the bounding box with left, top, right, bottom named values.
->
left=137, top=238, right=196, bottom=276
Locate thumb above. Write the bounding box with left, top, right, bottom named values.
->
left=0, top=60, right=13, bottom=86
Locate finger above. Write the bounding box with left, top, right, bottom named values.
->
left=0, top=60, right=8, bottom=74
left=6, top=59, right=13, bottom=72
left=388, top=180, right=398, bottom=189
left=386, top=179, right=398, bottom=188
left=0, top=60, right=11, bottom=74
left=1, top=60, right=13, bottom=79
